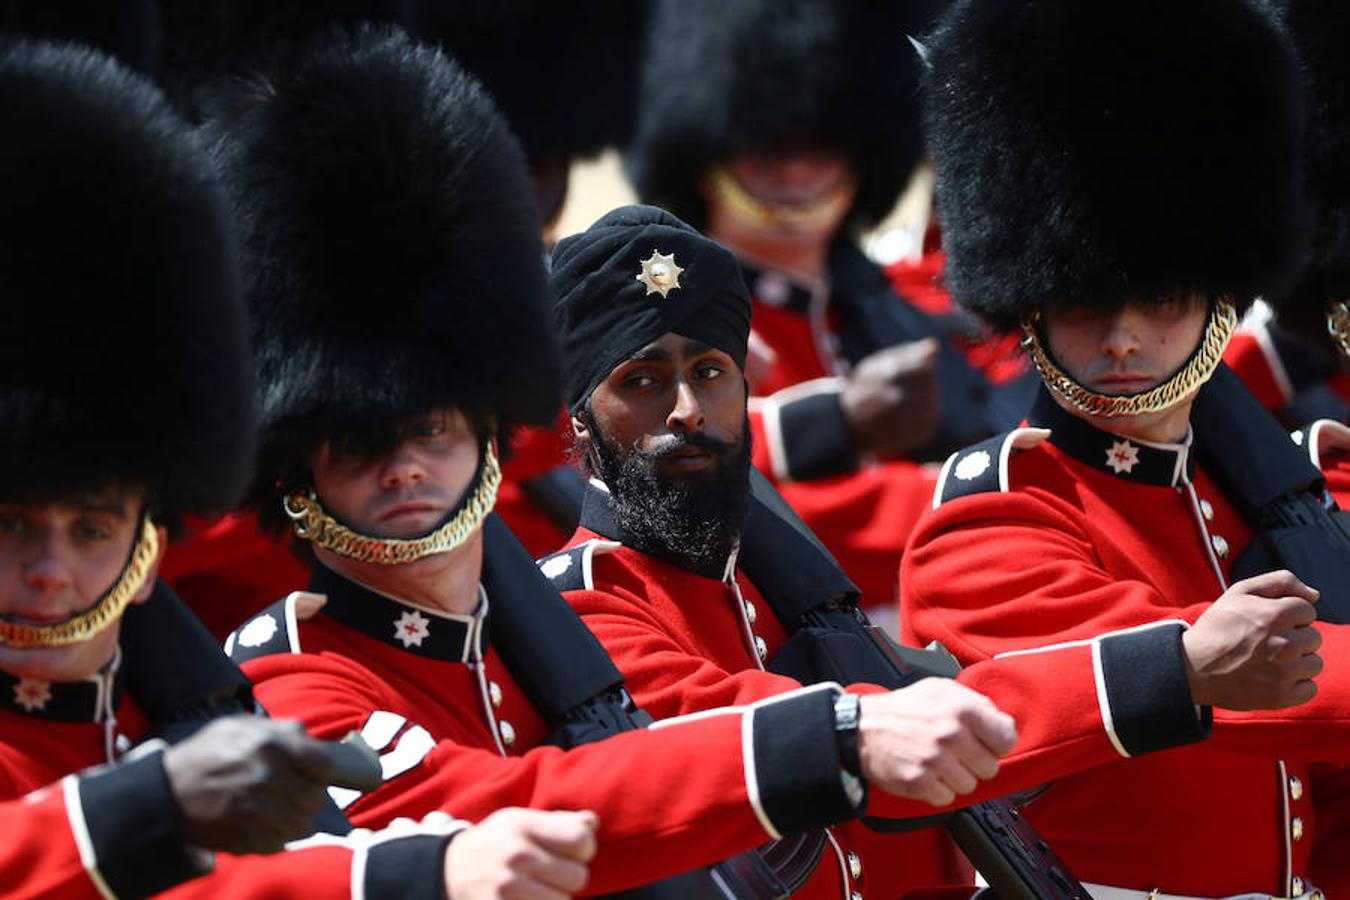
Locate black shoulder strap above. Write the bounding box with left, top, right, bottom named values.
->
left=479, top=513, right=626, bottom=723
left=737, top=469, right=860, bottom=626
left=225, top=596, right=297, bottom=665
left=1192, top=363, right=1324, bottom=510
left=120, top=579, right=254, bottom=739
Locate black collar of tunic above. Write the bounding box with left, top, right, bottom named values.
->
left=0, top=655, right=123, bottom=723
left=309, top=562, right=488, bottom=665
left=1028, top=386, right=1196, bottom=487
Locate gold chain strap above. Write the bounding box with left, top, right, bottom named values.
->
left=285, top=441, right=501, bottom=565
left=0, top=517, right=160, bottom=648
left=1021, top=299, right=1238, bottom=418
left=1326, top=301, right=1350, bottom=361
left=706, top=166, right=853, bottom=230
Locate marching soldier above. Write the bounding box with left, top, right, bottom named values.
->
left=901, top=1, right=1350, bottom=895
left=541, top=203, right=1341, bottom=897
left=0, top=38, right=596, bottom=899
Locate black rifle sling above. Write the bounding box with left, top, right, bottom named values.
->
left=741, top=470, right=1091, bottom=900
left=480, top=514, right=804, bottom=900
left=1192, top=364, right=1350, bottom=623
left=121, top=579, right=354, bottom=836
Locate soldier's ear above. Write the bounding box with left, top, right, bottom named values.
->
left=570, top=414, right=590, bottom=442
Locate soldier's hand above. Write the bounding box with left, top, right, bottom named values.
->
left=858, top=679, right=1017, bottom=807
left=161, top=716, right=335, bottom=855
left=839, top=339, right=940, bottom=458
left=1183, top=570, right=1322, bottom=710
left=444, top=808, right=598, bottom=899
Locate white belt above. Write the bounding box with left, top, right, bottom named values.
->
left=1084, top=883, right=1322, bottom=900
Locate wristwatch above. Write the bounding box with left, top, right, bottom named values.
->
left=832, top=691, right=863, bottom=776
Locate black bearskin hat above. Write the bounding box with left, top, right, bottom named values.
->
left=1264, top=0, right=1350, bottom=331
left=0, top=41, right=255, bottom=520
left=0, top=0, right=162, bottom=76
left=627, top=0, right=937, bottom=231
left=159, top=0, right=425, bottom=120
left=925, top=0, right=1309, bottom=330
left=206, top=28, right=561, bottom=491
left=426, top=0, right=646, bottom=167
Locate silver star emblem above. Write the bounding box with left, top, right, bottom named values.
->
left=13, top=679, right=51, bottom=712
left=1104, top=439, right=1141, bottom=475
left=636, top=250, right=684, bottom=298
left=393, top=609, right=431, bottom=648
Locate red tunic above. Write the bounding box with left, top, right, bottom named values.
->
left=235, top=563, right=869, bottom=895
left=901, top=390, right=1350, bottom=896
left=0, top=666, right=458, bottom=899
left=552, top=490, right=1215, bottom=899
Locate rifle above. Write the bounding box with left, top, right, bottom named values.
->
left=743, top=470, right=1092, bottom=900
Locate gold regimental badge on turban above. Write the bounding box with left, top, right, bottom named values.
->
left=637, top=250, right=684, bottom=299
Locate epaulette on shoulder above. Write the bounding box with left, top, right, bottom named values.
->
left=537, top=539, right=622, bottom=592
left=224, top=591, right=327, bottom=664
left=1295, top=419, right=1350, bottom=471
left=933, top=427, right=1051, bottom=508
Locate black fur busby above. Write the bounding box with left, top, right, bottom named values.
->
left=0, top=0, right=162, bottom=76
left=1264, top=0, right=1350, bottom=330
left=0, top=41, right=255, bottom=520
left=426, top=0, right=646, bottom=166
left=925, top=0, right=1309, bottom=330
left=206, top=28, right=561, bottom=492
left=627, top=0, right=939, bottom=231
left=159, top=0, right=425, bottom=120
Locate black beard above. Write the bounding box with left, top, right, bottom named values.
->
left=586, top=415, right=752, bottom=577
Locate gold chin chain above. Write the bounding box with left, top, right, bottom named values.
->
left=1326, top=301, right=1350, bottom=361
left=707, top=166, right=854, bottom=232
left=284, top=440, right=501, bottom=566
left=1021, top=299, right=1239, bottom=418
left=0, top=517, right=160, bottom=648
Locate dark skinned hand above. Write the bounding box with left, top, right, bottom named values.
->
left=839, top=338, right=941, bottom=458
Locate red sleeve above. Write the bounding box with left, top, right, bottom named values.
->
left=0, top=780, right=105, bottom=900
left=902, top=478, right=1350, bottom=763
left=252, top=657, right=862, bottom=894
left=568, top=580, right=1211, bottom=820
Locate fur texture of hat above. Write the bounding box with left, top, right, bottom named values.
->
left=1266, top=0, right=1350, bottom=326
left=925, top=0, right=1309, bottom=329
left=626, top=0, right=937, bottom=231
left=206, top=28, right=561, bottom=487
left=426, top=0, right=646, bottom=165
left=0, top=0, right=162, bottom=76
left=0, top=41, right=254, bottom=519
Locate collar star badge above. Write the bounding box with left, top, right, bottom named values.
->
left=636, top=250, right=684, bottom=298
left=1104, top=439, right=1141, bottom=475
left=13, top=679, right=51, bottom=713
left=393, top=609, right=431, bottom=648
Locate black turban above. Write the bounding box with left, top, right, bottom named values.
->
left=551, top=205, right=752, bottom=412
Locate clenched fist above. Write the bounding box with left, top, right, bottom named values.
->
left=162, top=716, right=336, bottom=855
left=857, top=678, right=1017, bottom=807
left=1184, top=570, right=1323, bottom=710
left=445, top=808, right=599, bottom=900
left=839, top=339, right=940, bottom=458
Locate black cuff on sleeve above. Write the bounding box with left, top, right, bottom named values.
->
left=364, top=834, right=451, bottom=900
left=778, top=391, right=860, bottom=482
left=1098, top=623, right=1213, bottom=757
left=752, top=689, right=864, bottom=835
left=78, top=752, right=205, bottom=897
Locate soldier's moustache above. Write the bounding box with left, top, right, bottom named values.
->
left=589, top=416, right=751, bottom=576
